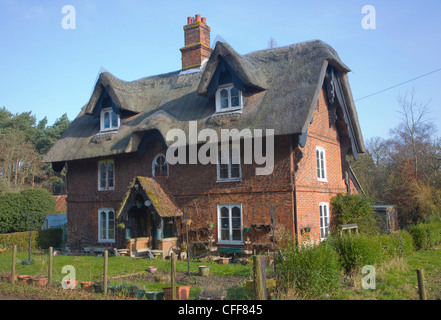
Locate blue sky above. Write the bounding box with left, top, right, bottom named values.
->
left=0, top=0, right=440, bottom=142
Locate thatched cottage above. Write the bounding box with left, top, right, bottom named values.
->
left=44, top=14, right=365, bottom=257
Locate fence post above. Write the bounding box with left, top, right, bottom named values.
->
left=417, top=269, right=427, bottom=300
left=48, top=247, right=53, bottom=286
left=103, top=250, right=108, bottom=295
left=253, top=255, right=267, bottom=300
left=171, top=252, right=176, bottom=300
left=11, top=245, right=17, bottom=283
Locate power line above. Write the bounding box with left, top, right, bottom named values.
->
left=355, top=68, right=441, bottom=102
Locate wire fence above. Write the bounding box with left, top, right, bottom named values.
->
left=0, top=243, right=439, bottom=300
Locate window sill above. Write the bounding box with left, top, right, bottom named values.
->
left=98, top=188, right=115, bottom=192
left=317, top=179, right=328, bottom=183
left=216, top=178, right=242, bottom=183
left=213, top=109, right=243, bottom=116
left=217, top=241, right=244, bottom=246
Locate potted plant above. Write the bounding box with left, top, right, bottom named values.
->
left=80, top=281, right=94, bottom=290
left=31, top=276, right=48, bottom=287
left=163, top=285, right=191, bottom=300
left=198, top=265, right=210, bottom=276
left=243, top=225, right=250, bottom=233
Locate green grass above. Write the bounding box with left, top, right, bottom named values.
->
left=335, top=247, right=441, bottom=300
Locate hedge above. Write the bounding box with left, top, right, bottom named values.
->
left=0, top=229, right=62, bottom=251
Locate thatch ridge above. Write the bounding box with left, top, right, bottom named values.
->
left=44, top=39, right=365, bottom=163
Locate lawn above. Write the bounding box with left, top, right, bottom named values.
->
left=0, top=250, right=257, bottom=300
left=335, top=247, right=441, bottom=300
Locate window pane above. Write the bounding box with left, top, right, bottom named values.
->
left=230, top=164, right=240, bottom=178
left=230, top=87, right=240, bottom=107
left=320, top=152, right=325, bottom=178
left=108, top=211, right=115, bottom=240
left=111, top=111, right=119, bottom=128
left=100, top=163, right=107, bottom=189
left=103, top=112, right=110, bottom=129
left=220, top=89, right=229, bottom=109
left=220, top=207, right=229, bottom=217
left=316, top=150, right=321, bottom=178
left=220, top=165, right=229, bottom=179
left=100, top=211, right=107, bottom=239
left=221, top=229, right=229, bottom=241
left=107, top=162, right=114, bottom=188
left=232, top=230, right=241, bottom=241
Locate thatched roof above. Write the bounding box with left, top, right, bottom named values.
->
left=116, top=176, right=183, bottom=219
left=44, top=40, right=365, bottom=163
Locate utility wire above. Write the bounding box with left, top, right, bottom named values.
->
left=355, top=68, right=441, bottom=102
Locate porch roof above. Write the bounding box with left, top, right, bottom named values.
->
left=117, top=176, right=183, bottom=218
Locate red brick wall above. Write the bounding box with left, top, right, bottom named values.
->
left=295, top=87, right=349, bottom=242
left=66, top=135, right=296, bottom=249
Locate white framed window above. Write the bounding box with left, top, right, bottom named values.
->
left=152, top=154, right=169, bottom=177
left=319, top=202, right=330, bottom=241
left=316, top=146, right=327, bottom=182
left=98, top=160, right=115, bottom=191
left=217, top=146, right=241, bottom=182
left=215, top=85, right=243, bottom=113
left=98, top=208, right=115, bottom=243
left=100, top=108, right=120, bottom=132
left=217, top=204, right=243, bottom=245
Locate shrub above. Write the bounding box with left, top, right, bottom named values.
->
left=277, top=236, right=341, bottom=297
left=0, top=188, right=55, bottom=233
left=397, top=230, right=415, bottom=256
left=408, top=224, right=428, bottom=250
left=330, top=193, right=379, bottom=235
left=330, top=234, right=382, bottom=273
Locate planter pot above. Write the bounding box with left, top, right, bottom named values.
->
left=148, top=266, right=157, bottom=273
left=217, top=257, right=230, bottom=264
left=244, top=228, right=250, bottom=233
left=163, top=286, right=191, bottom=300
left=18, top=275, right=32, bottom=283
left=62, top=279, right=79, bottom=289
left=80, top=281, right=94, bottom=290
left=31, top=277, right=48, bottom=287
left=199, top=266, right=210, bottom=277
left=1, top=274, right=17, bottom=282
left=243, top=250, right=253, bottom=255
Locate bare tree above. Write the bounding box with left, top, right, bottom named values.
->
left=267, top=37, right=278, bottom=49
left=396, top=88, right=432, bottom=179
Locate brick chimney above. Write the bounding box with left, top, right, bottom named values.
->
left=180, top=14, right=212, bottom=70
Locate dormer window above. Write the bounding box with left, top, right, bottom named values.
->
left=215, top=85, right=242, bottom=113
left=100, top=108, right=120, bottom=132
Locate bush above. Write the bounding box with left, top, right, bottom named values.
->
left=408, top=221, right=441, bottom=250
left=277, top=236, right=341, bottom=297
left=330, top=194, right=379, bottom=235
left=0, top=188, right=56, bottom=233
left=330, top=234, right=381, bottom=273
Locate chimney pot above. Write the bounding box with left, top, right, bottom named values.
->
left=187, top=17, right=193, bottom=24
left=201, top=17, right=206, bottom=24
left=195, top=14, right=201, bottom=22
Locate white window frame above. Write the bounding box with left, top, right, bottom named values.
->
left=319, top=202, right=330, bottom=241
left=98, top=159, right=115, bottom=191
left=152, top=153, right=169, bottom=178
left=100, top=108, right=120, bottom=132
left=215, top=84, right=243, bottom=113
left=217, top=145, right=241, bottom=182
left=98, top=208, right=116, bottom=243
left=217, top=204, right=243, bottom=245
left=316, top=146, right=327, bottom=182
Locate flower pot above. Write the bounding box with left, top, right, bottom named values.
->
left=62, top=279, right=79, bottom=289
left=199, top=266, right=210, bottom=276
left=80, top=281, right=94, bottom=290
left=163, top=286, right=191, bottom=300
left=31, top=276, right=48, bottom=287
left=144, top=291, right=164, bottom=300
left=244, top=228, right=250, bottom=233
left=18, top=275, right=32, bottom=283
left=1, top=274, right=17, bottom=282
left=148, top=266, right=157, bottom=273
left=217, top=257, right=230, bottom=264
